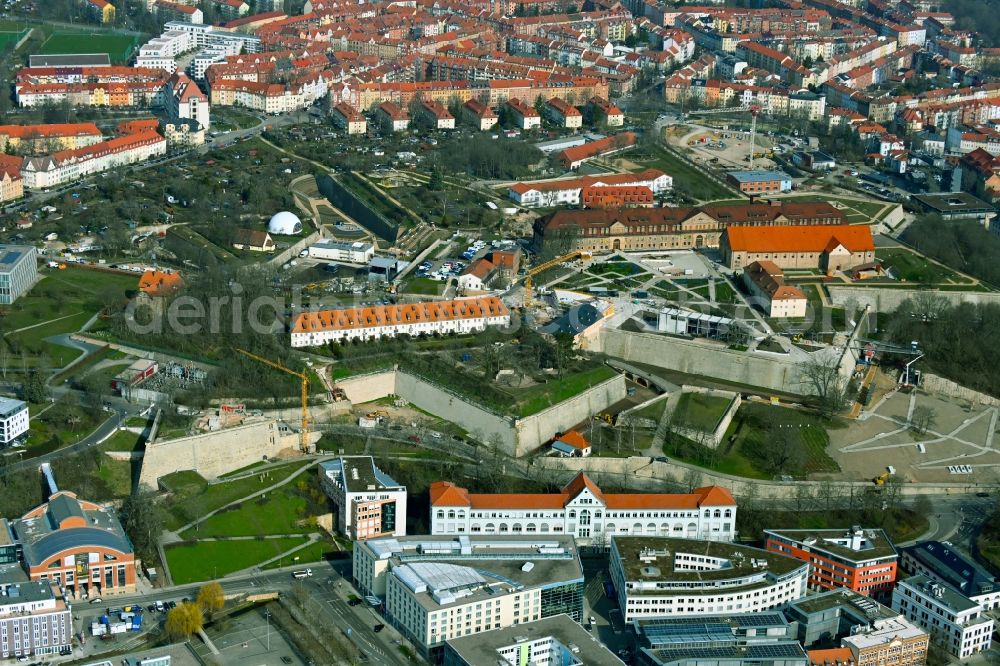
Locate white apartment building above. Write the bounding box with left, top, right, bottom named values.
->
left=307, top=240, right=375, bottom=264
left=0, top=580, right=73, bottom=660
left=508, top=168, right=671, bottom=208
left=609, top=537, right=810, bottom=622
left=318, top=457, right=407, bottom=540
left=353, top=535, right=584, bottom=661
left=0, top=245, right=38, bottom=305
left=290, top=296, right=510, bottom=347
left=0, top=397, right=28, bottom=444
left=892, top=576, right=994, bottom=659
left=544, top=98, right=583, bottom=129
left=21, top=130, right=166, bottom=190
left=430, top=474, right=736, bottom=544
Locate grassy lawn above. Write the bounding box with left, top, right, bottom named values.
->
left=732, top=403, right=839, bottom=476
left=0, top=18, right=55, bottom=37
left=638, top=147, right=736, bottom=201
left=714, top=281, right=738, bottom=304
left=39, top=31, right=138, bottom=64
left=0, top=29, right=26, bottom=49
left=101, top=429, right=145, bottom=453
left=211, top=109, right=261, bottom=132
left=163, top=461, right=314, bottom=531
left=401, top=277, right=443, bottom=295
left=876, top=248, right=969, bottom=284
left=672, top=392, right=733, bottom=432
left=588, top=261, right=646, bottom=278
left=182, top=488, right=312, bottom=538
left=261, top=538, right=346, bottom=569
left=515, top=365, right=618, bottom=417
left=165, top=537, right=309, bottom=584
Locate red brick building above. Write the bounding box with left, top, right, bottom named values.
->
left=765, top=527, right=898, bottom=600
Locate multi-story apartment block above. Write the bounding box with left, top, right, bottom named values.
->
left=892, top=576, right=993, bottom=659
left=0, top=397, right=29, bottom=444
left=0, top=579, right=73, bottom=661
left=375, top=102, right=409, bottom=132
left=506, top=97, right=541, bottom=130
left=21, top=129, right=166, bottom=190
left=418, top=100, right=455, bottom=129
left=354, top=535, right=584, bottom=661
left=588, top=96, right=624, bottom=126
left=509, top=169, right=671, bottom=208
left=544, top=97, right=582, bottom=129
left=609, top=537, right=810, bottom=621
left=0, top=123, right=103, bottom=154
left=0, top=245, right=37, bottom=305
left=332, top=102, right=368, bottom=135
left=463, top=99, right=498, bottom=130
left=154, top=0, right=203, bottom=24
left=318, top=457, right=407, bottom=540
left=430, top=474, right=736, bottom=543
left=290, top=296, right=510, bottom=347
left=0, top=157, right=23, bottom=205
left=899, top=541, right=1000, bottom=610
left=765, top=527, right=898, bottom=600
left=164, top=72, right=210, bottom=130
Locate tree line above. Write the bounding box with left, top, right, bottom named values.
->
left=903, top=214, right=1000, bottom=289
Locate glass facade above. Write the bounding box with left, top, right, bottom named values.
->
left=541, top=580, right=584, bottom=622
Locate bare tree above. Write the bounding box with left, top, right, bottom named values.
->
left=801, top=355, right=850, bottom=420
left=910, top=405, right=937, bottom=435
left=682, top=467, right=703, bottom=492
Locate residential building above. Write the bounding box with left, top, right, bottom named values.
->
left=899, top=541, right=1000, bottom=610
left=0, top=245, right=38, bottom=305
left=0, top=397, right=29, bottom=445
left=743, top=261, right=807, bottom=318
left=429, top=474, right=736, bottom=543
left=232, top=229, right=274, bottom=252
left=138, top=269, right=183, bottom=297
left=290, top=296, right=511, bottom=347
left=154, top=0, right=203, bottom=24
left=545, top=97, right=583, bottom=129
left=506, top=98, right=541, bottom=130
left=765, top=527, right=898, bottom=599
left=332, top=103, right=367, bottom=135
left=792, top=151, right=837, bottom=171
left=307, top=240, right=375, bottom=264
left=785, top=589, right=928, bottom=666
left=164, top=72, right=210, bottom=130
left=10, top=491, right=137, bottom=597
left=463, top=99, right=498, bottom=131
left=721, top=224, right=875, bottom=272
left=419, top=100, right=455, bottom=130
left=444, top=614, right=624, bottom=666
left=375, top=102, right=409, bottom=133
left=609, top=536, right=810, bottom=621
left=582, top=185, right=654, bottom=208
left=0, top=157, right=23, bottom=205
left=318, top=457, right=407, bottom=540
left=509, top=169, right=671, bottom=208
left=551, top=430, right=591, bottom=457
left=0, top=123, right=103, bottom=154
left=725, top=170, right=792, bottom=194
left=161, top=119, right=205, bottom=149
left=21, top=130, right=167, bottom=190
left=353, top=535, right=584, bottom=661
left=457, top=258, right=495, bottom=292
left=86, top=0, right=116, bottom=23
left=534, top=202, right=847, bottom=254
left=0, top=579, right=73, bottom=661
left=560, top=132, right=636, bottom=169
left=588, top=96, right=624, bottom=126
left=892, top=576, right=993, bottom=659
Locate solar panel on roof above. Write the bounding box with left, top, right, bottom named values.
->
left=1, top=251, right=22, bottom=265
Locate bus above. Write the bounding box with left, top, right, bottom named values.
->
left=291, top=569, right=313, bottom=579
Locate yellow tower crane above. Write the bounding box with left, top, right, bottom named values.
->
left=236, top=349, right=313, bottom=453
left=523, top=250, right=591, bottom=308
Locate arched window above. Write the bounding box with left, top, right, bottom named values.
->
left=485, top=523, right=496, bottom=533
left=605, top=523, right=617, bottom=534
left=499, top=523, right=509, bottom=533
left=724, top=509, right=732, bottom=518
left=526, top=523, right=537, bottom=533
left=448, top=510, right=456, bottom=519
left=632, top=522, right=643, bottom=535
left=647, top=522, right=657, bottom=534
left=713, top=509, right=721, bottom=518
left=541, top=523, right=550, bottom=532
left=568, top=510, right=577, bottom=519
left=579, top=510, right=591, bottom=526
left=436, top=510, right=444, bottom=519
left=512, top=523, right=523, bottom=533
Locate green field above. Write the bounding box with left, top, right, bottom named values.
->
left=40, top=31, right=138, bottom=64
left=876, top=248, right=970, bottom=285
left=0, top=29, right=26, bottom=50
left=165, top=537, right=310, bottom=584
left=639, top=147, right=736, bottom=202
left=672, top=392, right=734, bottom=432
left=516, top=365, right=618, bottom=417
left=182, top=489, right=312, bottom=539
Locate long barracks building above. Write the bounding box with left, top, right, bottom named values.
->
left=533, top=201, right=847, bottom=253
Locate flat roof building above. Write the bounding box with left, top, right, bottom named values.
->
left=899, top=541, right=1000, bottom=610
left=725, top=170, right=792, bottom=194
left=610, top=537, right=809, bottom=621
left=354, top=535, right=584, bottom=661
left=444, top=614, right=624, bottom=666
left=765, top=527, right=898, bottom=600
left=0, top=244, right=37, bottom=305
left=307, top=240, right=375, bottom=265
left=892, top=575, right=992, bottom=659
left=318, top=457, right=407, bottom=540
left=0, top=397, right=29, bottom=445
left=0, top=578, right=73, bottom=660
left=911, top=192, right=996, bottom=223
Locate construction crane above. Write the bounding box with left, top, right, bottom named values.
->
left=236, top=349, right=313, bottom=453
left=522, top=250, right=591, bottom=308
left=686, top=103, right=763, bottom=167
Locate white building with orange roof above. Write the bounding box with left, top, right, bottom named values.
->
left=429, top=473, right=736, bottom=544
left=289, top=296, right=510, bottom=347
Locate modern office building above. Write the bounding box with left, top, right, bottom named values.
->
left=892, top=576, right=993, bottom=659
left=898, top=541, right=1000, bottom=610
left=307, top=240, right=375, bottom=265
left=609, top=537, right=809, bottom=621
left=444, top=614, right=624, bottom=666
left=318, top=457, right=407, bottom=540
left=0, top=397, right=29, bottom=445
left=430, top=474, right=736, bottom=543
left=765, top=527, right=898, bottom=599
left=785, top=588, right=928, bottom=666
left=353, top=535, right=584, bottom=661
left=0, top=578, right=73, bottom=660
left=0, top=245, right=37, bottom=305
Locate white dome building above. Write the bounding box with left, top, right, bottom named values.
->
left=268, top=211, right=303, bottom=235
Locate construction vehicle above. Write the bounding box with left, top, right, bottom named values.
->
left=872, top=467, right=896, bottom=485
left=236, top=349, right=313, bottom=453
left=366, top=410, right=389, bottom=419
left=594, top=412, right=615, bottom=425
left=522, top=250, right=592, bottom=308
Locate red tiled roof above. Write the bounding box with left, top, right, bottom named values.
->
left=726, top=224, right=874, bottom=254
left=556, top=430, right=589, bottom=450
left=291, top=296, right=508, bottom=334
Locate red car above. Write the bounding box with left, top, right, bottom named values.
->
left=407, top=435, right=421, bottom=443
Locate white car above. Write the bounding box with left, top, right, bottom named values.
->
left=298, top=249, right=308, bottom=258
